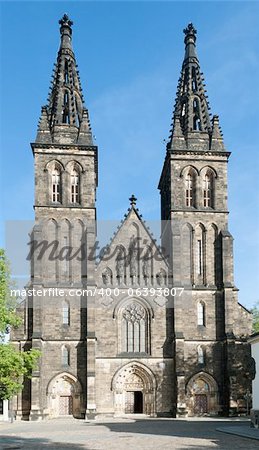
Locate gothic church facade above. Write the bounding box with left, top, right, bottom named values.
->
left=12, top=16, right=253, bottom=420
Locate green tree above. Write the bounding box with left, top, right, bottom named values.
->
left=0, top=249, right=20, bottom=336
left=0, top=248, right=40, bottom=400
left=251, top=301, right=259, bottom=333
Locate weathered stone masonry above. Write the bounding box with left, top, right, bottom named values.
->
left=11, top=16, right=253, bottom=420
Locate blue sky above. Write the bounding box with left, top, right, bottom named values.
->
left=0, top=1, right=258, bottom=308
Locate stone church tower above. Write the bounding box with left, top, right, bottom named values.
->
left=12, top=17, right=253, bottom=420
left=158, top=23, right=253, bottom=416
left=12, top=14, right=98, bottom=420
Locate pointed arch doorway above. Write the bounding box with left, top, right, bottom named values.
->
left=47, top=372, right=83, bottom=418
left=186, top=372, right=219, bottom=416
left=111, top=362, right=156, bottom=416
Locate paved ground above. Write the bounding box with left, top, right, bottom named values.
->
left=217, top=424, right=259, bottom=441
left=0, top=417, right=258, bottom=450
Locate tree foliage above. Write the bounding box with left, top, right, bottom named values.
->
left=0, top=248, right=20, bottom=337
left=0, top=344, right=40, bottom=399
left=0, top=248, right=40, bottom=400
left=251, top=301, right=259, bottom=333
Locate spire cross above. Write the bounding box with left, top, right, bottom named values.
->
left=59, top=14, right=73, bottom=29
left=183, top=23, right=197, bottom=43
left=129, top=194, right=137, bottom=207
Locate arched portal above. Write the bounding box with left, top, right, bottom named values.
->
left=111, top=362, right=156, bottom=416
left=47, top=372, right=83, bottom=418
left=186, top=372, right=219, bottom=416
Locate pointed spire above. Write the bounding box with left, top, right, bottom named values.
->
left=183, top=23, right=198, bottom=61
left=77, top=109, right=93, bottom=145
left=169, top=23, right=213, bottom=151
left=36, top=107, right=52, bottom=143
left=35, top=15, right=94, bottom=146
left=168, top=114, right=187, bottom=150
left=210, top=115, right=225, bottom=151
left=59, top=13, right=73, bottom=50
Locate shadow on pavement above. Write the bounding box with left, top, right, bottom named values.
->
left=0, top=419, right=256, bottom=450
left=0, top=435, right=91, bottom=450
left=89, top=419, right=253, bottom=448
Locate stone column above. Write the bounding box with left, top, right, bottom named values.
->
left=29, top=338, right=43, bottom=420
left=175, top=335, right=186, bottom=416
left=85, top=222, right=97, bottom=418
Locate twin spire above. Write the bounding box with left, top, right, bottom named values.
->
left=169, top=23, right=225, bottom=152
left=36, top=14, right=93, bottom=146
left=36, top=17, right=225, bottom=152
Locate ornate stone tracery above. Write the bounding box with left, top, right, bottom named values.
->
left=156, top=268, right=167, bottom=286
left=122, top=303, right=146, bottom=323
left=120, top=301, right=149, bottom=354
left=102, top=267, right=113, bottom=285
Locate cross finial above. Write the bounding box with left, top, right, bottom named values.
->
left=183, top=23, right=197, bottom=37
left=183, top=22, right=197, bottom=46
left=129, top=194, right=137, bottom=207
left=59, top=14, right=73, bottom=29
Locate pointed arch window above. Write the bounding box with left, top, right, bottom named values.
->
left=62, top=91, right=70, bottom=124
left=183, top=68, right=189, bottom=93
left=185, top=172, right=194, bottom=207
left=197, top=302, right=205, bottom=326
left=193, top=98, right=199, bottom=113
left=121, top=302, right=149, bottom=353
left=61, top=345, right=70, bottom=366
left=193, top=115, right=201, bottom=131
left=62, top=300, right=70, bottom=325
left=192, top=67, right=197, bottom=91
left=197, top=239, right=203, bottom=276
left=75, top=97, right=80, bottom=126
left=64, top=60, right=69, bottom=84
left=64, top=91, right=69, bottom=104
left=71, top=169, right=79, bottom=204
left=52, top=168, right=61, bottom=203
left=197, top=345, right=205, bottom=364
left=193, top=99, right=201, bottom=131
left=203, top=173, right=213, bottom=207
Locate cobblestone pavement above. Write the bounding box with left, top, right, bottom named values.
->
left=0, top=417, right=258, bottom=450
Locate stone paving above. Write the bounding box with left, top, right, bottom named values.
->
left=217, top=424, right=259, bottom=441
left=0, top=417, right=258, bottom=450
